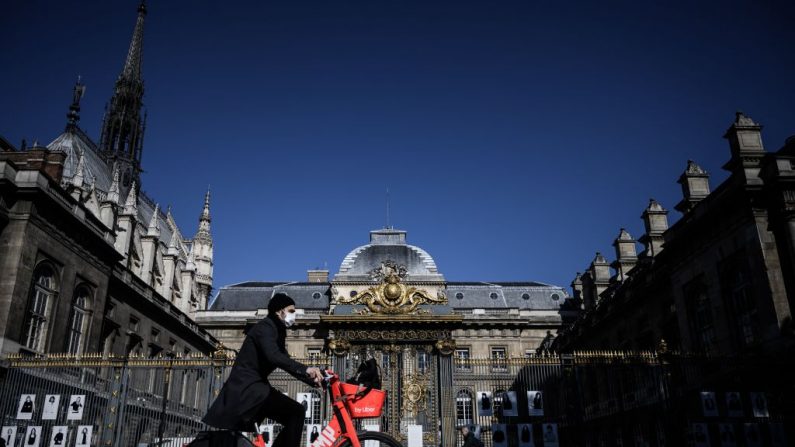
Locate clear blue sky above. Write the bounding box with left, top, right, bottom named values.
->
left=3, top=1, right=795, bottom=296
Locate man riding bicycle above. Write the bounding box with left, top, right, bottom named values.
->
left=203, top=293, right=324, bottom=447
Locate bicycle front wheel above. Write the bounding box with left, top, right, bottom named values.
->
left=343, top=431, right=403, bottom=447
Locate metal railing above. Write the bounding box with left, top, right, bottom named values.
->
left=1, top=350, right=792, bottom=447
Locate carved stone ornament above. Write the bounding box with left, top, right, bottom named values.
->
left=435, top=338, right=456, bottom=356
left=328, top=338, right=351, bottom=355
left=402, top=373, right=428, bottom=413
left=336, top=263, right=447, bottom=314
left=336, top=329, right=451, bottom=342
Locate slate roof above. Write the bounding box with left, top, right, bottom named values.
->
left=210, top=281, right=567, bottom=311
left=48, top=129, right=113, bottom=193
left=210, top=282, right=331, bottom=311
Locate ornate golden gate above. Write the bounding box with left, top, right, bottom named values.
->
left=322, top=261, right=462, bottom=447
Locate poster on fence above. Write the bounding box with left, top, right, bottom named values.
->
left=66, top=396, right=85, bottom=421
left=770, top=423, right=787, bottom=447
left=477, top=392, right=492, bottom=417
left=501, top=391, right=517, bottom=417
left=541, top=424, right=558, bottom=447
left=692, top=423, right=709, bottom=447
left=24, top=426, right=42, bottom=447
left=297, top=393, right=313, bottom=419
left=743, top=424, right=761, bottom=447
left=16, top=395, right=36, bottom=420
left=306, top=425, right=321, bottom=447
left=726, top=392, right=743, bottom=418
left=527, top=391, right=543, bottom=416
left=700, top=392, right=718, bottom=417
left=750, top=392, right=768, bottom=418
left=74, top=426, right=91, bottom=447
left=518, top=423, right=534, bottom=447
left=49, top=426, right=68, bottom=447
left=491, top=424, right=507, bottom=447
left=2, top=426, right=18, bottom=447
left=363, top=424, right=380, bottom=447
left=42, top=395, right=61, bottom=420
left=259, top=425, right=273, bottom=447
left=718, top=424, right=737, bottom=447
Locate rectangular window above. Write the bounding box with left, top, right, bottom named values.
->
left=491, top=347, right=507, bottom=372
left=417, top=350, right=431, bottom=373
left=719, top=254, right=758, bottom=348
left=129, top=316, right=140, bottom=332
left=307, top=347, right=322, bottom=364
left=454, top=348, right=471, bottom=371
left=684, top=278, right=715, bottom=353
left=151, top=328, right=161, bottom=343
left=455, top=391, right=474, bottom=426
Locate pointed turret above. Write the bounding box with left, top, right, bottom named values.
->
left=192, top=188, right=214, bottom=311
left=70, top=150, right=86, bottom=191
left=99, top=1, right=147, bottom=191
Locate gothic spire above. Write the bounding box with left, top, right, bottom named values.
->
left=99, top=1, right=148, bottom=191
left=65, top=76, right=86, bottom=132
left=201, top=188, right=211, bottom=222
left=122, top=2, right=147, bottom=81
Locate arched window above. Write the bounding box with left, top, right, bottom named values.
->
left=455, top=389, right=473, bottom=427
left=67, top=286, right=92, bottom=354
left=23, top=264, right=58, bottom=351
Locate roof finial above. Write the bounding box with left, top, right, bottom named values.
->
left=200, top=186, right=211, bottom=222
left=71, top=150, right=86, bottom=188
left=123, top=180, right=138, bottom=214
left=106, top=163, right=121, bottom=204
left=386, top=187, right=391, bottom=230
left=148, top=203, right=161, bottom=237
left=65, top=76, right=86, bottom=132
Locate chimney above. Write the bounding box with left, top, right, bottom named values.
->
left=611, top=228, right=638, bottom=282
left=676, top=160, right=711, bottom=214
left=639, top=199, right=668, bottom=258
left=722, top=111, right=765, bottom=185
left=307, top=270, right=329, bottom=283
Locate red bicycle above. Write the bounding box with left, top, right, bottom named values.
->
left=307, top=370, right=401, bottom=447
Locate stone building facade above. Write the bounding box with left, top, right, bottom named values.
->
left=0, top=2, right=216, bottom=359
left=557, top=112, right=795, bottom=355
left=195, top=228, right=574, bottom=358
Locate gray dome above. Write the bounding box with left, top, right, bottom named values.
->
left=335, top=229, right=444, bottom=282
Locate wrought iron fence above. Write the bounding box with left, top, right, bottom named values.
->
left=0, top=350, right=792, bottom=447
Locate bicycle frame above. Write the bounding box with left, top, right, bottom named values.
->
left=309, top=370, right=369, bottom=447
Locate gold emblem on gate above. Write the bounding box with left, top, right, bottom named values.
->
left=335, top=261, right=447, bottom=314
left=402, top=373, right=428, bottom=413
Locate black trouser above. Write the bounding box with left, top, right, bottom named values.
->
left=253, top=389, right=305, bottom=447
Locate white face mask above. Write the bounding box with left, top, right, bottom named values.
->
left=283, top=311, right=296, bottom=328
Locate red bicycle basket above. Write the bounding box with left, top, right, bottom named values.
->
left=340, top=383, right=386, bottom=418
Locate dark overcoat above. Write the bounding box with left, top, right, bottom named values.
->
left=202, top=317, right=309, bottom=431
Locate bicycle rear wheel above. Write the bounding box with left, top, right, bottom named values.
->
left=342, top=431, right=402, bottom=447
